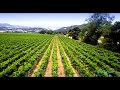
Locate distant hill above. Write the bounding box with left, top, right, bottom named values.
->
left=54, top=24, right=86, bottom=32
left=0, top=23, right=48, bottom=32
left=0, top=23, right=86, bottom=33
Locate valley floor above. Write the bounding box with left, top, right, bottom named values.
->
left=0, top=33, right=120, bottom=77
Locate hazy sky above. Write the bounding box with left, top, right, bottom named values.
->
left=0, top=13, right=120, bottom=30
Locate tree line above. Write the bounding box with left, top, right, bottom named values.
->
left=67, top=13, right=120, bottom=53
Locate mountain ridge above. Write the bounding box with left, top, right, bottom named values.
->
left=0, top=23, right=48, bottom=32
left=54, top=24, right=86, bottom=32
left=0, top=23, right=85, bottom=32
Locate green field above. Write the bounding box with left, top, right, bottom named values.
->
left=0, top=33, right=120, bottom=77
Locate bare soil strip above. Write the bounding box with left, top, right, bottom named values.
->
left=58, top=39, right=79, bottom=77
left=56, top=39, right=65, bottom=77
left=28, top=39, right=53, bottom=77
left=44, top=42, right=54, bottom=77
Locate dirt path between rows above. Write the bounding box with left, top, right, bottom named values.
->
left=28, top=39, right=53, bottom=77
left=44, top=42, right=54, bottom=77
left=58, top=39, right=79, bottom=77
left=56, top=38, right=65, bottom=77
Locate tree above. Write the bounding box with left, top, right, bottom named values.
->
left=111, top=21, right=120, bottom=44
left=39, top=30, right=54, bottom=34
left=39, top=30, right=46, bottom=34
left=79, top=24, right=89, bottom=41
left=109, top=21, right=120, bottom=52
left=68, top=27, right=81, bottom=40
left=83, top=13, right=115, bottom=45
left=97, top=22, right=112, bottom=47
left=47, top=30, right=54, bottom=34
left=96, top=21, right=120, bottom=53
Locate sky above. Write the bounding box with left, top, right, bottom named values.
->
left=0, top=13, right=120, bottom=30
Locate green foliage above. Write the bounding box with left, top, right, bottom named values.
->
left=79, top=24, right=89, bottom=41
left=79, top=13, right=120, bottom=53
left=83, top=13, right=114, bottom=45
left=68, top=27, right=81, bottom=40
left=109, top=21, right=120, bottom=52
left=0, top=33, right=53, bottom=77
left=39, top=30, right=54, bottom=34
left=0, top=33, right=120, bottom=77
left=34, top=39, right=53, bottom=77
left=58, top=40, right=74, bottom=77
left=58, top=35, right=120, bottom=77
left=98, top=21, right=120, bottom=53
left=52, top=42, right=58, bottom=77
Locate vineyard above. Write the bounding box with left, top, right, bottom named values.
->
left=0, top=33, right=120, bottom=77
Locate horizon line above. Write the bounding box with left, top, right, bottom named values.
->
left=0, top=22, right=85, bottom=30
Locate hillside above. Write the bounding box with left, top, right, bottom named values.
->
left=0, top=23, right=48, bottom=32
left=54, top=24, right=86, bottom=32
left=0, top=23, right=86, bottom=33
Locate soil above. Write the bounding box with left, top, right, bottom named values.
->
left=28, top=39, right=53, bottom=77
left=58, top=39, right=79, bottom=77
left=44, top=43, right=54, bottom=77
left=56, top=39, right=65, bottom=77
